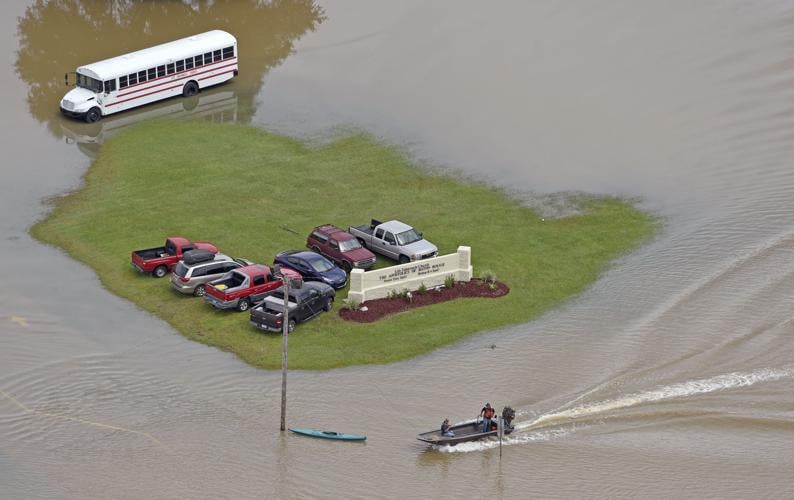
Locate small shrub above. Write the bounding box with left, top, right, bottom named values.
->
left=388, top=289, right=401, bottom=300
left=342, top=298, right=361, bottom=311
left=417, top=282, right=428, bottom=295
left=397, top=288, right=412, bottom=303
left=480, top=269, right=497, bottom=284
left=444, top=275, right=456, bottom=289
left=480, top=270, right=498, bottom=290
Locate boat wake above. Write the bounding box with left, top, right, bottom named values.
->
left=440, top=366, right=793, bottom=453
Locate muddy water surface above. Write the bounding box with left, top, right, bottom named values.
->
left=2, top=1, right=794, bottom=498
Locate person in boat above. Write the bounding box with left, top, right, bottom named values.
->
left=441, top=418, right=455, bottom=437
left=480, top=403, right=496, bottom=433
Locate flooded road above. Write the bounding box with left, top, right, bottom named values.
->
left=2, top=1, right=794, bottom=498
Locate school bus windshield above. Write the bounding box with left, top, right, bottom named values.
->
left=76, top=73, right=103, bottom=93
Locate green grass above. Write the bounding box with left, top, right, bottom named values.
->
left=32, top=120, right=657, bottom=370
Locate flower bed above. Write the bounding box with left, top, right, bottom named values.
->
left=339, top=279, right=510, bottom=323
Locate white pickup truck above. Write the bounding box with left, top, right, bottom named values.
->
left=348, top=219, right=438, bottom=264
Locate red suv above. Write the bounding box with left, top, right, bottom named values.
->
left=306, top=224, right=376, bottom=272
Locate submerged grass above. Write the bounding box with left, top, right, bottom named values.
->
left=32, top=120, right=656, bottom=370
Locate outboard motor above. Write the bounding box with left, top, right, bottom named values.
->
left=501, top=406, right=516, bottom=430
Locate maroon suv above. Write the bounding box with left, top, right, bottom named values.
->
left=306, top=224, right=376, bottom=272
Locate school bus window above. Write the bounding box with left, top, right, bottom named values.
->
left=119, top=75, right=128, bottom=88
left=213, top=50, right=221, bottom=62
left=176, top=60, right=185, bottom=72
left=148, top=68, right=156, bottom=80
left=166, top=63, right=175, bottom=75
left=185, top=58, right=194, bottom=70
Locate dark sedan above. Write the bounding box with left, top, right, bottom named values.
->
left=274, top=250, right=347, bottom=289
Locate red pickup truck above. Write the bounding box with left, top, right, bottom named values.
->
left=203, top=264, right=300, bottom=312
left=131, top=237, right=218, bottom=278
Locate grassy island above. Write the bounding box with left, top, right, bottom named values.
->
left=33, top=120, right=655, bottom=370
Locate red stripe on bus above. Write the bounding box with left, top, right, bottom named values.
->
left=106, top=83, right=184, bottom=107
left=198, top=69, right=237, bottom=81
left=117, top=58, right=238, bottom=96
left=117, top=61, right=238, bottom=97
left=105, top=69, right=237, bottom=108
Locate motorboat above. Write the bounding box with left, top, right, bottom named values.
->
left=417, top=407, right=515, bottom=446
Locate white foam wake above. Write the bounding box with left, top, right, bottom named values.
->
left=520, top=366, right=793, bottom=431
left=441, top=366, right=793, bottom=453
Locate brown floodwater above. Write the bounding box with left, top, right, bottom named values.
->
left=2, top=1, right=794, bottom=498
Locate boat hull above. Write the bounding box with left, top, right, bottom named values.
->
left=417, top=420, right=514, bottom=446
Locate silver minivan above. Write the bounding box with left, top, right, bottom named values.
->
left=170, top=253, right=252, bottom=296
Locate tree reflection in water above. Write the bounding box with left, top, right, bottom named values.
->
left=16, top=0, right=325, bottom=137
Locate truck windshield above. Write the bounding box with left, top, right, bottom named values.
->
left=396, top=229, right=422, bottom=245
left=339, top=239, right=362, bottom=252
left=76, top=73, right=103, bottom=93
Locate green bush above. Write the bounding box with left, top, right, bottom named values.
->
left=444, top=275, right=456, bottom=289
left=417, top=282, right=428, bottom=295
left=342, top=298, right=361, bottom=311
left=480, top=270, right=497, bottom=290
left=480, top=269, right=497, bottom=284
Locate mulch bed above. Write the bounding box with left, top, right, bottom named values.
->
left=338, top=279, right=510, bottom=323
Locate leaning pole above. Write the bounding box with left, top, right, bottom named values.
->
left=280, top=277, right=290, bottom=431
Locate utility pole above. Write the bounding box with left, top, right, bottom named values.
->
left=280, top=276, right=290, bottom=432
left=498, top=415, right=504, bottom=458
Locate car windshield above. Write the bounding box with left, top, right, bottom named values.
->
left=339, top=239, right=362, bottom=252
left=306, top=255, right=335, bottom=272
left=76, top=73, right=103, bottom=93
left=396, top=229, right=422, bottom=245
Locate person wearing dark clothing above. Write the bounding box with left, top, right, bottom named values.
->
left=480, top=403, right=496, bottom=433
left=441, top=418, right=455, bottom=437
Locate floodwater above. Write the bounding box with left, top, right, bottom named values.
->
left=2, top=0, right=794, bottom=498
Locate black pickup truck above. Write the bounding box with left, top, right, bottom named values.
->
left=249, top=281, right=335, bottom=333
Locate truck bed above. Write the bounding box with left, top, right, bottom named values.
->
left=256, top=295, right=298, bottom=314
left=350, top=224, right=374, bottom=235
left=209, top=273, right=246, bottom=292
left=350, top=219, right=383, bottom=237
left=133, top=247, right=171, bottom=260
left=250, top=297, right=299, bottom=330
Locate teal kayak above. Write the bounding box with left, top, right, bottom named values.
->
left=289, top=428, right=366, bottom=441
